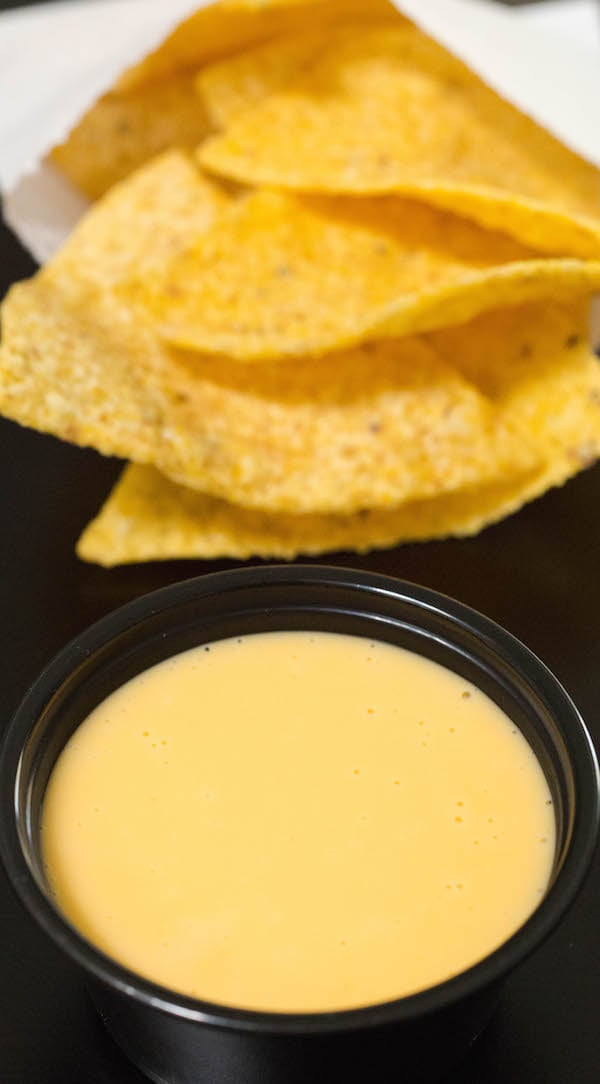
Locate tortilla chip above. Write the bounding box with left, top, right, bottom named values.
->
left=50, top=73, right=212, bottom=201
left=3, top=147, right=544, bottom=514
left=197, top=28, right=333, bottom=128
left=198, top=24, right=600, bottom=258
left=73, top=463, right=528, bottom=565
left=0, top=265, right=540, bottom=516
left=76, top=298, right=600, bottom=565
left=50, top=150, right=229, bottom=288
left=67, top=440, right=575, bottom=566
left=429, top=302, right=600, bottom=474
left=117, top=0, right=401, bottom=93
left=4, top=146, right=547, bottom=513
left=159, top=341, right=541, bottom=515
left=142, top=188, right=600, bottom=361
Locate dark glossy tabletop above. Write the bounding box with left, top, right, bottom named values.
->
left=1, top=2, right=599, bottom=1082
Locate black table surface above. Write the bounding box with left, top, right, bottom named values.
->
left=1, top=1, right=599, bottom=1079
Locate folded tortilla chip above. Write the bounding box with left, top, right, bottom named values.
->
left=142, top=188, right=600, bottom=361
left=75, top=463, right=529, bottom=564
left=49, top=73, right=212, bottom=201
left=0, top=259, right=538, bottom=516
left=50, top=150, right=229, bottom=287
left=52, top=1, right=401, bottom=199
left=3, top=149, right=544, bottom=514
left=198, top=24, right=600, bottom=258
left=116, top=0, right=401, bottom=93
left=430, top=302, right=600, bottom=472
left=68, top=440, right=579, bottom=566
left=197, top=28, right=333, bottom=128
left=77, top=298, right=600, bottom=564
left=76, top=308, right=600, bottom=564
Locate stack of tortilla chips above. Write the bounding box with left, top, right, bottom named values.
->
left=2, top=0, right=600, bottom=566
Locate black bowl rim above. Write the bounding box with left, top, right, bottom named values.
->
left=0, top=564, right=598, bottom=1036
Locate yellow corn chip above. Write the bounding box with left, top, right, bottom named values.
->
left=76, top=304, right=600, bottom=565
left=117, top=0, right=401, bottom=93
left=2, top=150, right=541, bottom=515
left=50, top=150, right=229, bottom=288
left=3, top=149, right=545, bottom=513
left=50, top=73, right=212, bottom=201
left=76, top=305, right=597, bottom=563
left=74, top=463, right=533, bottom=565
left=142, top=189, right=600, bottom=361
left=197, top=29, right=334, bottom=128
left=66, top=441, right=573, bottom=565
left=0, top=269, right=538, bottom=516
left=430, top=302, right=600, bottom=474
left=199, top=24, right=600, bottom=258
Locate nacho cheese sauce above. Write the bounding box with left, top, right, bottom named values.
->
left=42, top=631, right=555, bottom=1013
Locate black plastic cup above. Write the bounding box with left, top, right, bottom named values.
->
left=0, top=566, right=598, bottom=1084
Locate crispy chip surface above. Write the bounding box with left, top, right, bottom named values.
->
left=76, top=303, right=600, bottom=564
left=198, top=24, right=600, bottom=257
left=76, top=300, right=600, bottom=563
left=197, top=28, right=334, bottom=128
left=141, top=188, right=600, bottom=361
left=50, top=150, right=229, bottom=287
left=50, top=73, right=212, bottom=200
left=117, top=0, right=400, bottom=92
left=75, top=463, right=537, bottom=565
left=430, top=302, right=600, bottom=473
left=0, top=235, right=540, bottom=514
left=15, top=1, right=600, bottom=568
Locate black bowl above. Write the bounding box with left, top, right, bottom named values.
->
left=0, top=565, right=598, bottom=1084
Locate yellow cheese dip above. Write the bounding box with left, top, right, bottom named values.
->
left=42, top=631, right=555, bottom=1013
